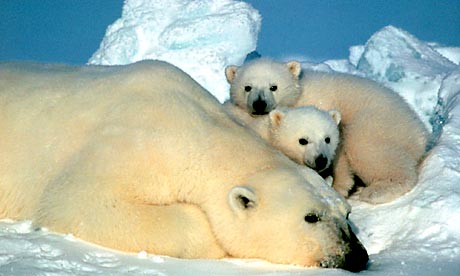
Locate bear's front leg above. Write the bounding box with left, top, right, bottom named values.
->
left=36, top=200, right=227, bottom=259
left=331, top=147, right=355, bottom=198
left=113, top=202, right=228, bottom=258
left=356, top=146, right=419, bottom=204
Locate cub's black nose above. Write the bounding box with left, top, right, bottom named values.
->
left=314, top=154, right=328, bottom=171
left=252, top=95, right=268, bottom=115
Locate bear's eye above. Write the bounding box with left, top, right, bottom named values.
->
left=244, top=85, right=252, bottom=92
left=270, top=85, right=278, bottom=92
left=304, top=213, right=321, bottom=223
left=299, top=138, right=309, bottom=145
left=325, top=137, right=331, bottom=144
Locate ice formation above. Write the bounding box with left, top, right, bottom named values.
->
left=324, top=26, right=459, bottom=131
left=88, top=0, right=261, bottom=102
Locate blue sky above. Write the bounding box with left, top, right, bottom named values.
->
left=1, top=0, right=459, bottom=64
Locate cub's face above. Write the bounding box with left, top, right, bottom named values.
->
left=269, top=107, right=341, bottom=173
left=221, top=168, right=368, bottom=271
left=226, top=59, right=302, bottom=115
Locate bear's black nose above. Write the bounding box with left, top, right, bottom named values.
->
left=252, top=96, right=268, bottom=115
left=314, top=155, right=328, bottom=171
left=341, top=226, right=369, bottom=272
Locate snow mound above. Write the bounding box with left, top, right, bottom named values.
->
left=432, top=45, right=460, bottom=66
left=326, top=26, right=459, bottom=130
left=355, top=26, right=456, bottom=79
left=88, top=0, right=260, bottom=102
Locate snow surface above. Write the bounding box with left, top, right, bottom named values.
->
left=2, top=0, right=460, bottom=275
left=324, top=26, right=459, bottom=133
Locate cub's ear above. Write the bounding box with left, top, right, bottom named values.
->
left=328, top=109, right=341, bottom=125
left=286, top=61, right=302, bottom=78
left=225, top=66, right=238, bottom=84
left=228, top=186, right=258, bottom=217
left=269, top=109, right=285, bottom=128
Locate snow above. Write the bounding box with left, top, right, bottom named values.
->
left=88, top=0, right=260, bottom=103
left=0, top=220, right=311, bottom=276
left=324, top=26, right=459, bottom=132
left=1, top=0, right=460, bottom=275
left=433, top=45, right=460, bottom=66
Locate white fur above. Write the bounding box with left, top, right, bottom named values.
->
left=298, top=71, right=428, bottom=204
left=269, top=106, right=341, bottom=174
left=225, top=58, right=301, bottom=115
left=0, top=61, right=367, bottom=270
left=226, top=58, right=428, bottom=204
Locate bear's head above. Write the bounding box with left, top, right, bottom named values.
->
left=268, top=107, right=341, bottom=173
left=226, top=59, right=302, bottom=116
left=209, top=167, right=368, bottom=272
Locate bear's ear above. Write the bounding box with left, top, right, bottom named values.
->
left=286, top=61, right=302, bottom=78
left=328, top=109, right=341, bottom=125
left=225, top=66, right=238, bottom=84
left=269, top=109, right=285, bottom=128
left=228, top=186, right=258, bottom=217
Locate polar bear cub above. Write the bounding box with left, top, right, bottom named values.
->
left=224, top=103, right=341, bottom=177
left=224, top=58, right=341, bottom=174
left=269, top=106, right=341, bottom=176
left=225, top=58, right=302, bottom=115
left=225, top=58, right=428, bottom=204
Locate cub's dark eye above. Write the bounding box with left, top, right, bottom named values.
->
left=305, top=213, right=321, bottom=223
left=244, top=86, right=252, bottom=92
left=270, top=85, right=278, bottom=92
left=325, top=137, right=331, bottom=144
left=299, top=138, right=308, bottom=145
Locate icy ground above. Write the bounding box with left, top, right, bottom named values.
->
left=1, top=0, right=460, bottom=275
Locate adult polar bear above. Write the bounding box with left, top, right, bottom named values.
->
left=0, top=61, right=368, bottom=271
left=225, top=58, right=428, bottom=204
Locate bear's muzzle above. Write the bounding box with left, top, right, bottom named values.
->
left=320, top=225, right=369, bottom=272
left=247, top=89, right=276, bottom=115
